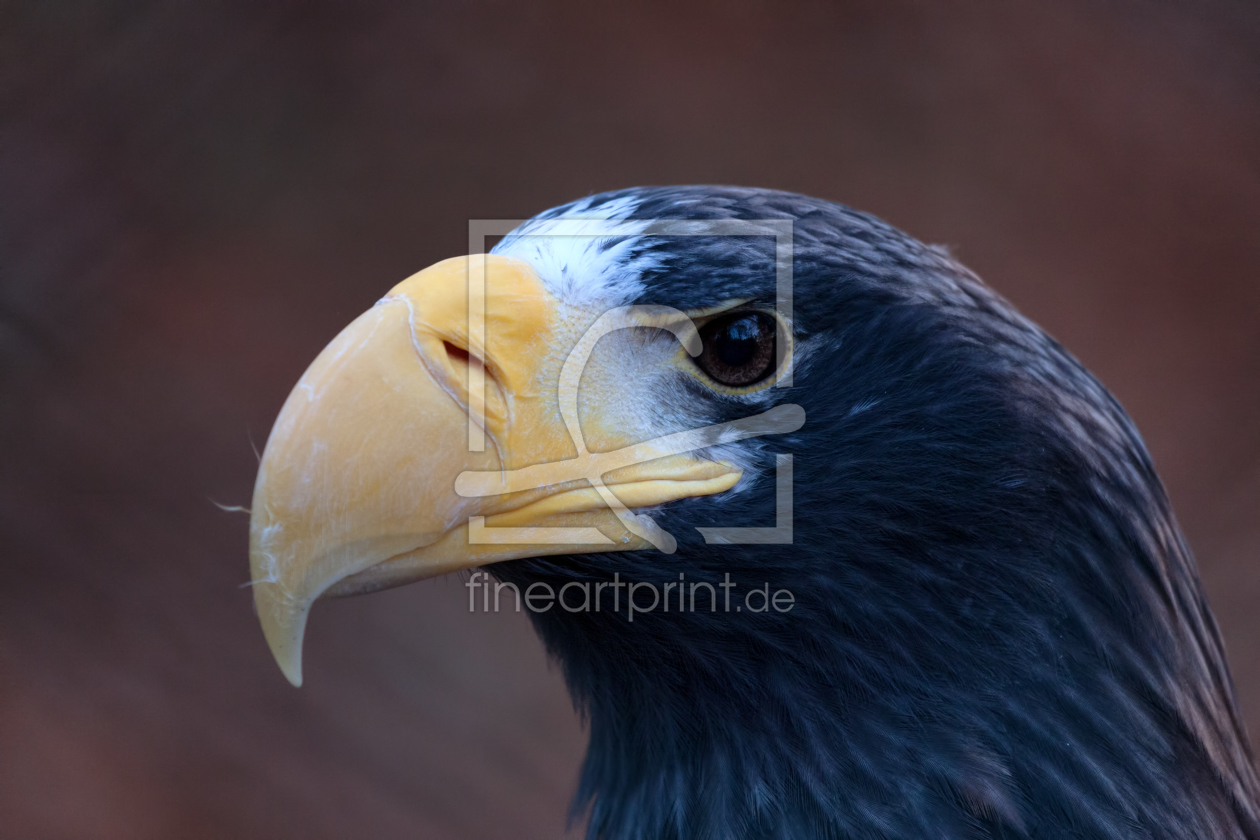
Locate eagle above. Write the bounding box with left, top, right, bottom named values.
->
left=246, top=186, right=1260, bottom=839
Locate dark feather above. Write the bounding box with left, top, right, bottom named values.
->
left=494, top=187, right=1260, bottom=840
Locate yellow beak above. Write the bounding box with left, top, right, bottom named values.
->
left=249, top=255, right=744, bottom=685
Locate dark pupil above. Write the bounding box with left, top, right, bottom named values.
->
left=715, top=316, right=761, bottom=367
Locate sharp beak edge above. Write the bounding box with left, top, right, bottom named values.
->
left=248, top=255, right=742, bottom=685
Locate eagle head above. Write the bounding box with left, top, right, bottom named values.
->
left=247, top=187, right=1259, bottom=839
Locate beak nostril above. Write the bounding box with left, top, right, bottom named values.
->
left=443, top=341, right=472, bottom=368
left=439, top=341, right=507, bottom=424
left=442, top=341, right=495, bottom=384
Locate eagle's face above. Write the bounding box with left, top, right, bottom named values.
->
left=245, top=187, right=1258, bottom=840
left=250, top=190, right=806, bottom=681
left=250, top=187, right=1010, bottom=683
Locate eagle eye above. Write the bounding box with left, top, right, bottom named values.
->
left=695, top=311, right=778, bottom=387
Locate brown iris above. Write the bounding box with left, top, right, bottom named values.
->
left=695, top=311, right=778, bottom=387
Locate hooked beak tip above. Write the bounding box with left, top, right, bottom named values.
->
left=252, top=577, right=309, bottom=687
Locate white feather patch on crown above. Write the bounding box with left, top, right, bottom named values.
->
left=491, top=194, right=661, bottom=308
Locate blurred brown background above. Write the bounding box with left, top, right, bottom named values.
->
left=1, top=1, right=1258, bottom=838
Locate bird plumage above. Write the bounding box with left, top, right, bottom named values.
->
left=489, top=186, right=1260, bottom=839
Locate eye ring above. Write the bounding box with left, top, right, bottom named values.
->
left=693, top=310, right=783, bottom=389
